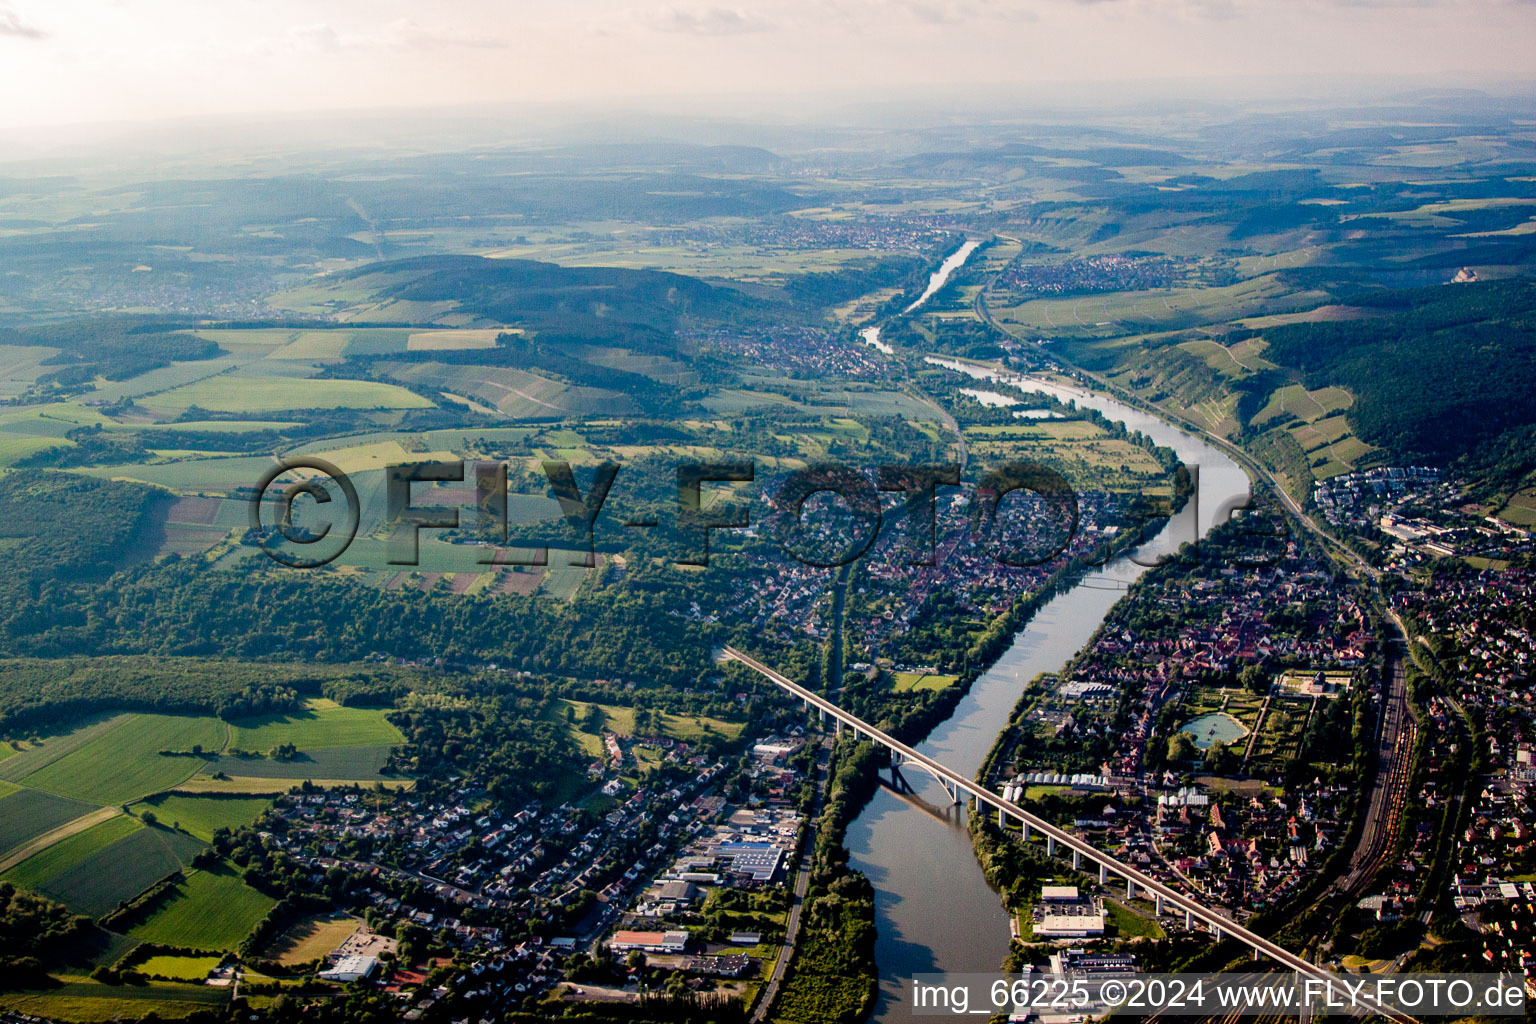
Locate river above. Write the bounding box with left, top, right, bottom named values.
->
left=860, top=240, right=981, bottom=353
left=844, top=357, right=1250, bottom=1022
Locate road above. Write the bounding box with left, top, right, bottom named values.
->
left=750, top=737, right=832, bottom=1023
left=723, top=645, right=1421, bottom=1024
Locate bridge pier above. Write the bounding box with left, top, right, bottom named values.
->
left=998, top=807, right=1005, bottom=828
left=1185, top=910, right=1193, bottom=930
left=1072, top=851, right=1081, bottom=871
left=1253, top=948, right=1261, bottom=962
left=1155, top=894, right=1164, bottom=917
left=1022, top=822, right=1031, bottom=842
left=1046, top=836, right=1056, bottom=856
left=1127, top=879, right=1136, bottom=900
left=1098, top=863, right=1107, bottom=885
left=835, top=720, right=842, bottom=736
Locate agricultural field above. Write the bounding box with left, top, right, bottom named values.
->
left=0, top=789, right=105, bottom=863
left=962, top=418, right=1172, bottom=494
left=137, top=955, right=223, bottom=981
left=0, top=979, right=229, bottom=1022
left=1495, top=487, right=1536, bottom=528
left=137, top=374, right=434, bottom=414
left=227, top=698, right=403, bottom=751
left=129, top=794, right=274, bottom=841
left=0, top=715, right=134, bottom=783
left=40, top=825, right=204, bottom=917
left=18, top=714, right=227, bottom=806
left=203, top=744, right=398, bottom=781
left=129, top=868, right=278, bottom=951
left=172, top=774, right=414, bottom=795
left=2, top=813, right=142, bottom=891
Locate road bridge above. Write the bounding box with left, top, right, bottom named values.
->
left=721, top=644, right=1419, bottom=1024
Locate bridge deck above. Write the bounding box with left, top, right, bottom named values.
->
left=720, top=645, right=1417, bottom=1024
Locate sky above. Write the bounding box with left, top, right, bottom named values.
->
left=2, top=0, right=1536, bottom=131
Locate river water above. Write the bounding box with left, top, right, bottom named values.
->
left=861, top=240, right=981, bottom=354
left=845, top=358, right=1250, bottom=1022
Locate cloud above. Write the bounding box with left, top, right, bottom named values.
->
left=0, top=4, right=45, bottom=40
left=376, top=18, right=509, bottom=51
left=281, top=18, right=507, bottom=55
left=643, top=6, right=775, bottom=34
left=287, top=23, right=343, bottom=53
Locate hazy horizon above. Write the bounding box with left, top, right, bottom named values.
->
left=3, top=0, right=1536, bottom=137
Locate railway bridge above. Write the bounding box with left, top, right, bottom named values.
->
left=720, top=644, right=1419, bottom=1024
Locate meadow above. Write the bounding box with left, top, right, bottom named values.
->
left=129, top=868, right=278, bottom=951
left=205, top=744, right=397, bottom=780
left=556, top=699, right=745, bottom=760
left=887, top=671, right=959, bottom=693
left=227, top=698, right=403, bottom=751
left=130, top=794, right=274, bottom=841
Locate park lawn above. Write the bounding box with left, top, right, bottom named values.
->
left=129, top=868, right=277, bottom=951
left=139, top=955, right=222, bottom=981
left=2, top=814, right=143, bottom=890
left=139, top=375, right=433, bottom=414
left=19, top=714, right=226, bottom=806
left=228, top=698, right=403, bottom=751
left=131, top=794, right=274, bottom=841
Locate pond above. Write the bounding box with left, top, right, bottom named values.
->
left=1179, top=711, right=1250, bottom=750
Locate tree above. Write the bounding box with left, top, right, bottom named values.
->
left=1168, top=731, right=1199, bottom=763
left=1204, top=740, right=1240, bottom=775
left=1239, top=664, right=1270, bottom=696
left=141, top=811, right=158, bottom=827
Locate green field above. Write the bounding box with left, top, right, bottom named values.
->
left=0, top=981, right=229, bottom=1022
left=205, top=744, right=397, bottom=780
left=0, top=714, right=134, bottom=783
left=40, top=826, right=203, bottom=917
left=2, top=813, right=142, bottom=890
left=129, top=868, right=277, bottom=951
left=1107, top=899, right=1166, bottom=939
left=131, top=793, right=274, bottom=841
left=888, top=671, right=960, bottom=692
left=0, top=788, right=102, bottom=857
left=228, top=698, right=403, bottom=751
left=138, top=375, right=434, bottom=414
left=19, top=714, right=225, bottom=805
left=138, top=955, right=222, bottom=981
left=557, top=700, right=745, bottom=760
